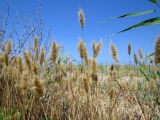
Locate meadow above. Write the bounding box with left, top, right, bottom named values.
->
left=0, top=8, right=160, bottom=120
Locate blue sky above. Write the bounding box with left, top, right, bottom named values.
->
left=1, top=0, right=160, bottom=64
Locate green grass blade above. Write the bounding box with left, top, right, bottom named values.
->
left=117, top=17, right=160, bottom=33
left=148, top=0, right=160, bottom=8
left=99, top=9, right=158, bottom=24
left=148, top=0, right=158, bottom=4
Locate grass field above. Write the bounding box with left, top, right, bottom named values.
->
left=0, top=8, right=160, bottom=120
left=0, top=37, right=160, bottom=120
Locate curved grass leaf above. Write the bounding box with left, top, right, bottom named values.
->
left=118, top=17, right=160, bottom=33
left=99, top=9, right=158, bottom=23
left=148, top=0, right=158, bottom=4
left=148, top=0, right=160, bottom=8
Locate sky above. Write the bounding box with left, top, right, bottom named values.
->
left=0, top=0, right=160, bottom=64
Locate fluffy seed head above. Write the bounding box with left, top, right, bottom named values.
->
left=154, top=36, right=160, bottom=65
left=78, top=8, right=85, bottom=29
left=92, top=41, right=102, bottom=58
left=34, top=36, right=38, bottom=55
left=128, top=42, right=131, bottom=56
left=22, top=73, right=28, bottom=95
left=18, top=56, right=23, bottom=73
left=23, top=50, right=31, bottom=71
left=32, top=61, right=38, bottom=74
left=78, top=39, right=88, bottom=63
left=92, top=41, right=96, bottom=53
left=110, top=42, right=118, bottom=62
left=95, top=42, right=102, bottom=55
left=39, top=47, right=45, bottom=65
left=138, top=48, right=143, bottom=59
left=134, top=54, right=138, bottom=65
left=78, top=40, right=85, bottom=58
left=50, top=41, right=58, bottom=63
left=73, top=70, right=78, bottom=82
left=33, top=77, right=44, bottom=97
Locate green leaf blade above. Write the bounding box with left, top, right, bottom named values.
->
left=148, top=0, right=158, bottom=4
left=117, top=17, right=160, bottom=33
left=99, top=9, right=158, bottom=24
left=118, top=9, right=157, bottom=18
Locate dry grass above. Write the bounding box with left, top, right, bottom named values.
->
left=0, top=8, right=160, bottom=120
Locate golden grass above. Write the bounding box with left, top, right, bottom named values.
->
left=0, top=8, right=160, bottom=120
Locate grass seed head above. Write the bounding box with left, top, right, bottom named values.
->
left=110, top=42, right=118, bottom=62
left=95, top=42, right=102, bottom=55
left=134, top=54, right=138, bottom=65
left=33, top=77, right=44, bottom=97
left=78, top=8, right=85, bottom=29
left=32, top=61, right=38, bottom=74
left=23, top=50, right=31, bottom=71
left=92, top=41, right=96, bottom=55
left=78, top=39, right=85, bottom=59
left=138, top=48, right=143, bottom=59
left=34, top=36, right=38, bottom=55
left=78, top=39, right=88, bottom=63
left=18, top=56, right=23, bottom=73
left=93, top=41, right=102, bottom=58
left=39, top=47, right=45, bottom=65
left=22, top=73, right=28, bottom=95
left=50, top=41, right=58, bottom=63
left=128, top=42, right=131, bottom=56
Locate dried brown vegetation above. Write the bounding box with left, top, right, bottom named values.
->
left=0, top=8, right=160, bottom=120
